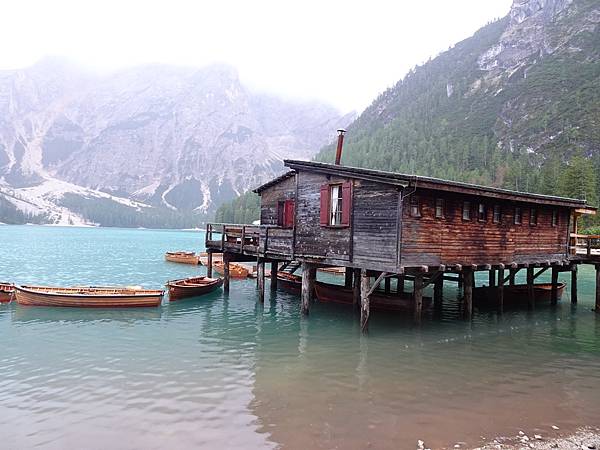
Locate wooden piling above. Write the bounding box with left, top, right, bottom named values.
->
left=345, top=267, right=353, bottom=288
left=384, top=276, right=391, bottom=294
left=509, top=268, right=517, bottom=286
left=433, top=275, right=443, bottom=308
left=257, top=259, right=265, bottom=303
left=595, top=264, right=600, bottom=313
left=353, top=268, right=361, bottom=309
left=414, top=273, right=424, bottom=323
left=270, top=261, right=278, bottom=291
left=206, top=252, right=213, bottom=278
left=497, top=267, right=504, bottom=313
left=457, top=273, right=464, bottom=292
left=360, top=269, right=370, bottom=332
left=571, top=264, right=578, bottom=304
left=527, top=266, right=535, bottom=309
left=463, top=269, right=473, bottom=318
left=551, top=266, right=559, bottom=305
left=301, top=263, right=315, bottom=315
left=223, top=254, right=230, bottom=293
left=397, top=275, right=405, bottom=294
left=488, top=269, right=496, bottom=287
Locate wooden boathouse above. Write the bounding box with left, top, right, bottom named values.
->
left=205, top=152, right=599, bottom=330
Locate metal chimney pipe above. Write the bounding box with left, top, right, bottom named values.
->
left=334, top=128, right=346, bottom=165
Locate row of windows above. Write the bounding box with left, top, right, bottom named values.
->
left=409, top=197, right=559, bottom=226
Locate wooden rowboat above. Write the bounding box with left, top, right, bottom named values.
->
left=166, top=276, right=223, bottom=301
left=314, top=281, right=433, bottom=312
left=0, top=282, right=14, bottom=303
left=15, top=285, right=164, bottom=308
left=165, top=251, right=200, bottom=265
left=213, top=261, right=249, bottom=278
left=473, top=282, right=566, bottom=307
left=277, top=271, right=302, bottom=294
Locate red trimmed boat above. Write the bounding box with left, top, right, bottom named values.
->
left=277, top=271, right=302, bottom=294
left=15, top=285, right=164, bottom=308
left=474, top=282, right=566, bottom=307
left=314, top=281, right=432, bottom=312
left=0, top=282, right=14, bottom=303
left=166, top=276, right=223, bottom=301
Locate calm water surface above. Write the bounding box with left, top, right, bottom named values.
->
left=1, top=225, right=599, bottom=449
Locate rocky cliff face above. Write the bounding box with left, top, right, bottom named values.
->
left=0, top=60, right=353, bottom=225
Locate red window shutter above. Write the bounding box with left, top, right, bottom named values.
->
left=284, top=199, right=295, bottom=228
left=320, top=184, right=329, bottom=226
left=341, top=181, right=352, bottom=226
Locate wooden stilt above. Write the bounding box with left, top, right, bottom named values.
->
left=433, top=275, right=443, bottom=308
left=527, top=266, right=535, bottom=309
left=571, top=264, right=578, bottom=304
left=353, top=268, right=361, bottom=309
left=360, top=269, right=370, bottom=332
left=457, top=273, right=464, bottom=292
left=206, top=252, right=213, bottom=278
left=257, top=259, right=265, bottom=303
left=551, top=266, right=559, bottom=305
left=497, top=267, right=504, bottom=313
left=595, top=264, right=600, bottom=313
left=270, top=261, right=278, bottom=291
left=344, top=267, right=353, bottom=288
left=488, top=269, right=496, bottom=287
left=301, top=263, right=315, bottom=315
left=463, top=269, right=473, bottom=318
left=509, top=268, right=516, bottom=286
left=384, top=276, right=391, bottom=294
left=414, top=273, right=424, bottom=323
left=397, top=275, right=405, bottom=294
left=223, top=254, right=230, bottom=293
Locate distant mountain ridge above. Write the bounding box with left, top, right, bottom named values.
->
left=0, top=60, right=354, bottom=226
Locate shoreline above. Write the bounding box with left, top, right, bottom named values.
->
left=473, top=428, right=600, bottom=450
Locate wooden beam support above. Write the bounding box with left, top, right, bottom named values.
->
left=257, top=259, right=266, bottom=303
left=551, top=266, right=559, bottom=305
left=571, top=264, right=578, bottom=304
left=397, top=275, right=405, bottom=295
left=497, top=267, right=504, bottom=314
left=223, top=253, right=231, bottom=293
left=353, top=268, right=361, bottom=310
left=301, top=263, right=316, bottom=315
left=270, top=261, right=278, bottom=291
left=488, top=269, right=496, bottom=287
left=345, top=267, right=353, bottom=289
left=527, top=266, right=535, bottom=309
left=434, top=273, right=443, bottom=309
left=414, top=273, right=424, bottom=324
left=206, top=252, right=213, bottom=278
left=367, top=272, right=387, bottom=297
left=509, top=268, right=517, bottom=286
left=533, top=267, right=549, bottom=280
left=360, top=269, right=371, bottom=332
left=463, top=268, right=473, bottom=319
left=384, top=276, right=391, bottom=294
left=595, top=264, right=600, bottom=313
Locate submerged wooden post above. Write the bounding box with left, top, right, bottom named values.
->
left=360, top=269, right=370, bottom=332
left=509, top=268, right=517, bottom=286
left=488, top=269, right=496, bottom=287
left=457, top=273, right=464, bottom=292
left=270, top=261, right=278, bottom=291
left=300, top=263, right=315, bottom=315
left=345, top=267, right=353, bottom=288
left=527, top=266, right=535, bottom=309
left=414, top=273, right=424, bottom=323
left=595, top=264, right=600, bottom=313
left=257, top=259, right=265, bottom=303
left=433, top=275, right=443, bottom=309
left=384, top=276, right=391, bottom=294
left=571, top=264, right=578, bottom=304
left=463, top=269, right=473, bottom=318
left=551, top=266, right=559, bottom=305
left=397, top=275, right=405, bottom=294
left=223, top=253, right=230, bottom=293
left=497, top=267, right=504, bottom=313
left=353, top=268, right=361, bottom=309
left=206, top=252, right=213, bottom=278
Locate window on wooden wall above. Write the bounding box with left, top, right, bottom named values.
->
left=435, top=198, right=445, bottom=219
left=477, top=203, right=487, bottom=222
left=552, top=210, right=558, bottom=227
left=530, top=208, right=538, bottom=226
left=462, top=201, right=471, bottom=220
left=493, top=205, right=501, bottom=224
left=277, top=199, right=295, bottom=228
left=410, top=196, right=421, bottom=217
left=320, top=181, right=352, bottom=227
left=514, top=207, right=522, bottom=225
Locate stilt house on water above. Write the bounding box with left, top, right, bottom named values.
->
left=206, top=134, right=599, bottom=330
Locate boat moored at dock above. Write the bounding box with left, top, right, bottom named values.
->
left=15, top=285, right=164, bottom=308
left=165, top=251, right=200, bottom=265
left=166, top=276, right=223, bottom=301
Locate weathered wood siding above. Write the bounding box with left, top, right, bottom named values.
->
left=259, top=175, right=296, bottom=225
left=295, top=172, right=351, bottom=260
left=400, top=189, right=570, bottom=267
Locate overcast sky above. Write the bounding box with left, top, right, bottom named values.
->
left=0, top=0, right=512, bottom=112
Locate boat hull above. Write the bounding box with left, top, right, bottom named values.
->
left=473, top=282, right=566, bottom=307
left=277, top=272, right=302, bottom=294
left=213, top=261, right=249, bottom=278
left=165, top=252, right=200, bottom=265
left=167, top=276, right=223, bottom=301
left=315, top=281, right=432, bottom=312
left=15, top=286, right=164, bottom=308
left=0, top=283, right=14, bottom=303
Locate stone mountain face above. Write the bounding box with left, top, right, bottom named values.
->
left=0, top=60, right=354, bottom=225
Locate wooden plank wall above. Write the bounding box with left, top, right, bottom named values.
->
left=260, top=176, right=296, bottom=225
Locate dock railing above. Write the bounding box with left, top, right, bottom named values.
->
left=205, top=223, right=293, bottom=258
left=570, top=233, right=600, bottom=258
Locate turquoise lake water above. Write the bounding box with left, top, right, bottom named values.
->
left=1, top=225, right=599, bottom=449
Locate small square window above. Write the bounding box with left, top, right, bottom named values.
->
left=493, top=205, right=501, bottom=224
left=462, top=201, right=471, bottom=221
left=435, top=198, right=445, bottom=219
left=410, top=196, right=421, bottom=217
left=477, top=203, right=487, bottom=222
left=514, top=207, right=522, bottom=225
left=551, top=210, right=558, bottom=227
left=530, top=208, right=538, bottom=226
